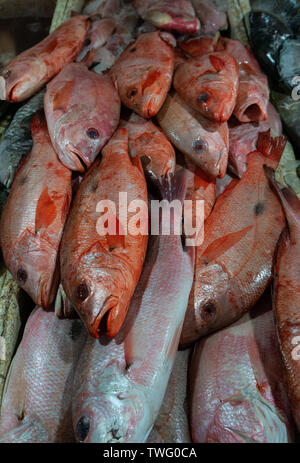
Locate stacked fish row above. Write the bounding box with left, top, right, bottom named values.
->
left=0, top=0, right=299, bottom=443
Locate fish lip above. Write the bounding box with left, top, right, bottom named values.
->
left=0, top=76, right=6, bottom=101
left=90, top=295, right=119, bottom=339
left=66, top=144, right=88, bottom=172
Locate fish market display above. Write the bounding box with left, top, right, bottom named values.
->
left=0, top=90, right=44, bottom=189
left=121, top=113, right=176, bottom=183
left=111, top=31, right=175, bottom=119
left=0, top=307, right=87, bottom=443
left=133, top=0, right=200, bottom=34
left=0, top=0, right=299, bottom=445
left=265, top=168, right=300, bottom=431
left=71, top=175, right=194, bottom=442
left=44, top=62, right=120, bottom=171
left=181, top=132, right=286, bottom=346
left=157, top=92, right=229, bottom=179
left=0, top=112, right=72, bottom=308
left=174, top=51, right=239, bottom=123
left=148, top=349, right=192, bottom=443
left=189, top=296, right=293, bottom=442
left=60, top=128, right=148, bottom=339
left=0, top=15, right=89, bottom=102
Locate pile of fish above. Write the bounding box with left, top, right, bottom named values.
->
left=0, top=0, right=299, bottom=443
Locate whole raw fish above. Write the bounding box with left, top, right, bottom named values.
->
left=0, top=90, right=44, bottom=189
left=173, top=52, right=239, bottom=123
left=216, top=37, right=269, bottom=123
left=229, top=102, right=282, bottom=178
left=76, top=17, right=116, bottom=66
left=111, top=31, right=175, bottom=118
left=91, top=3, right=139, bottom=73
left=0, top=112, right=72, bottom=308
left=157, top=92, right=229, bottom=179
left=60, top=128, right=148, bottom=339
left=44, top=62, right=120, bottom=171
left=185, top=158, right=216, bottom=221
left=264, top=167, right=300, bottom=431
left=133, top=0, right=200, bottom=34
left=0, top=307, right=87, bottom=443
left=0, top=15, right=89, bottom=102
left=147, top=349, right=192, bottom=443
left=178, top=36, right=216, bottom=57
left=121, top=113, right=176, bottom=183
left=180, top=131, right=286, bottom=346
left=71, top=173, right=194, bottom=443
left=189, top=295, right=293, bottom=443
left=191, top=0, right=228, bottom=35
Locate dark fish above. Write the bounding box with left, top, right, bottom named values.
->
left=0, top=90, right=44, bottom=189
left=271, top=91, right=300, bottom=151
left=277, top=39, right=300, bottom=92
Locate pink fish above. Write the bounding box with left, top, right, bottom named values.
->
left=216, top=37, right=269, bottom=123
left=0, top=15, right=89, bottom=102
left=0, top=112, right=72, bottom=308
left=191, top=0, right=228, bottom=35
left=0, top=307, right=87, bottom=443
left=44, top=62, right=120, bottom=171
left=133, top=0, right=200, bottom=34
left=228, top=103, right=282, bottom=178
left=76, top=17, right=116, bottom=66
left=189, top=294, right=294, bottom=443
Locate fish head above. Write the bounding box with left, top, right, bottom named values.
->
left=73, top=361, right=151, bottom=443
left=0, top=57, right=46, bottom=102
left=56, top=108, right=116, bottom=171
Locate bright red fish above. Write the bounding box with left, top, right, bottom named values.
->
left=0, top=15, right=89, bottom=102
left=0, top=112, right=72, bottom=307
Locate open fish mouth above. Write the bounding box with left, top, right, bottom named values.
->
left=66, top=145, right=89, bottom=172
left=90, top=295, right=120, bottom=339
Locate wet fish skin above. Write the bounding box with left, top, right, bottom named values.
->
left=0, top=112, right=72, bottom=308
left=76, top=17, right=116, bottom=66
left=173, top=51, right=239, bottom=123
left=157, top=92, right=229, bottom=179
left=133, top=0, right=200, bottom=34
left=216, top=37, right=269, bottom=123
left=229, top=102, right=282, bottom=178
left=111, top=30, right=175, bottom=119
left=0, top=307, right=87, bottom=443
left=0, top=15, right=89, bottom=103
left=147, top=349, right=192, bottom=443
left=180, top=132, right=286, bottom=346
left=178, top=36, right=216, bottom=57
left=0, top=90, right=44, bottom=189
left=189, top=296, right=293, bottom=443
left=121, top=113, right=176, bottom=183
left=60, top=128, right=148, bottom=339
left=265, top=167, right=300, bottom=431
left=191, top=0, right=228, bottom=35
left=72, top=173, right=194, bottom=443
left=44, top=62, right=120, bottom=171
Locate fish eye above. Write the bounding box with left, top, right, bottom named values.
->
left=17, top=268, right=27, bottom=285
left=76, top=282, right=90, bottom=302
left=2, top=69, right=11, bottom=79
left=76, top=416, right=90, bottom=442
left=86, top=128, right=99, bottom=139
left=83, top=38, right=91, bottom=47
left=192, top=138, right=207, bottom=153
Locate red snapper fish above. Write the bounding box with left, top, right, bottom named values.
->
left=216, top=37, right=269, bottom=123
left=0, top=307, right=87, bottom=443
left=173, top=51, right=239, bottom=123
left=0, top=15, right=89, bottom=102
left=111, top=31, right=175, bottom=118
left=185, top=158, right=216, bottom=221
left=133, top=0, right=200, bottom=34
left=157, top=92, right=229, bottom=179
left=0, top=112, right=72, bottom=308
left=60, top=128, right=148, bottom=339
left=189, top=295, right=294, bottom=443
left=44, top=62, right=120, bottom=171
left=178, top=36, right=216, bottom=57
left=180, top=132, right=286, bottom=346
left=265, top=167, right=300, bottom=432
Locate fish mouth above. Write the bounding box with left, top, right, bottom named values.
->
left=0, top=76, right=6, bottom=101
left=90, top=295, right=120, bottom=339
left=66, top=145, right=88, bottom=172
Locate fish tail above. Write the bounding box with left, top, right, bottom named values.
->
left=156, top=168, right=187, bottom=204
left=264, top=165, right=300, bottom=230
left=257, top=130, right=287, bottom=163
